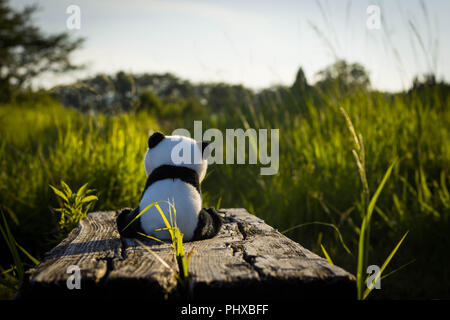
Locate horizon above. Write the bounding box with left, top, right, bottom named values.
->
left=10, top=0, right=450, bottom=93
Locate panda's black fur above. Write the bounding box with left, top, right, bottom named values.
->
left=116, top=132, right=222, bottom=241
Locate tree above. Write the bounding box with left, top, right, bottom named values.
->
left=315, top=60, right=370, bottom=93
left=207, top=83, right=254, bottom=113
left=291, top=67, right=309, bottom=92
left=0, top=0, right=84, bottom=101
left=137, top=89, right=162, bottom=114
left=114, top=71, right=136, bottom=111
left=410, top=73, right=450, bottom=111
left=289, top=67, right=312, bottom=110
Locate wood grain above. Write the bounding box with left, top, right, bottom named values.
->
left=17, top=208, right=356, bottom=299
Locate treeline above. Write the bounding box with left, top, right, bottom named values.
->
left=51, top=71, right=252, bottom=119
left=51, top=61, right=450, bottom=119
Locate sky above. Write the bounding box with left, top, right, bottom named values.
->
left=10, top=0, right=450, bottom=92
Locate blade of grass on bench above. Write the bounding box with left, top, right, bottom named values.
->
left=137, top=232, right=164, bottom=243
left=121, top=200, right=163, bottom=232
left=154, top=202, right=175, bottom=240
left=135, top=239, right=175, bottom=272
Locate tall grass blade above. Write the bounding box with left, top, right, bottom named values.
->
left=367, top=158, right=399, bottom=223
left=380, top=259, right=416, bottom=281
left=320, top=243, right=334, bottom=265
left=281, top=221, right=352, bottom=255
left=0, top=212, right=24, bottom=283
left=356, top=216, right=368, bottom=299
left=357, top=158, right=399, bottom=299
left=362, top=231, right=409, bottom=299
left=14, top=241, right=39, bottom=266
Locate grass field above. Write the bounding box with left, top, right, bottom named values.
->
left=0, top=82, right=449, bottom=299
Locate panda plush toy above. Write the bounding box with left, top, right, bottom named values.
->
left=116, top=132, right=222, bottom=241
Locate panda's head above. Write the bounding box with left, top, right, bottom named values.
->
left=144, top=132, right=209, bottom=182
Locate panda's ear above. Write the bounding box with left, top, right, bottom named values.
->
left=148, top=132, right=165, bottom=149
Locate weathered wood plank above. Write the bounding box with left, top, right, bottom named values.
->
left=17, top=208, right=356, bottom=299
left=16, top=211, right=123, bottom=298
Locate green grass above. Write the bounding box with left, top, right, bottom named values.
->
left=200, top=88, right=450, bottom=299
left=0, top=210, right=39, bottom=297
left=50, top=180, right=98, bottom=234
left=126, top=200, right=194, bottom=298
left=339, top=106, right=407, bottom=300
left=0, top=85, right=449, bottom=299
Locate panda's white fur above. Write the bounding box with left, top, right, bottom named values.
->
left=139, top=135, right=207, bottom=241
left=144, top=135, right=207, bottom=181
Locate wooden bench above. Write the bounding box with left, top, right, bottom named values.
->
left=17, top=208, right=356, bottom=299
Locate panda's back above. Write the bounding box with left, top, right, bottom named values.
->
left=139, top=179, right=201, bottom=241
